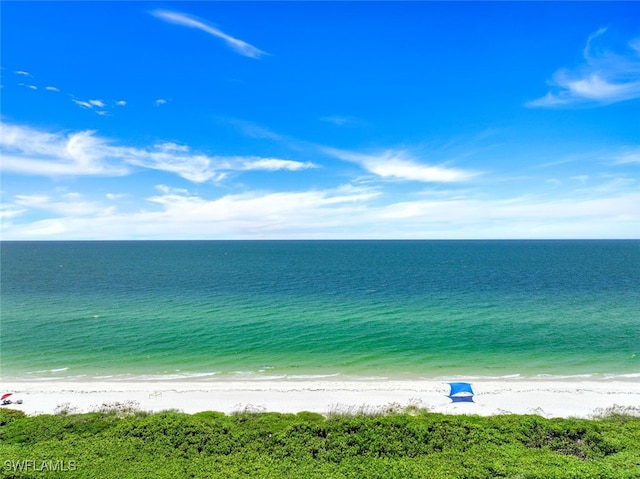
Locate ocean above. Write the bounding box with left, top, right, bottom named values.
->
left=1, top=240, right=638, bottom=381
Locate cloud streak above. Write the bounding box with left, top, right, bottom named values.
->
left=528, top=28, right=640, bottom=107
left=324, top=147, right=479, bottom=183
left=72, top=98, right=109, bottom=115
left=0, top=184, right=381, bottom=240
left=10, top=69, right=125, bottom=114
left=0, top=122, right=316, bottom=182
left=2, top=185, right=637, bottom=240
left=239, top=158, right=318, bottom=171
left=151, top=10, right=267, bottom=59
left=0, top=123, right=129, bottom=176
left=614, top=147, right=640, bottom=165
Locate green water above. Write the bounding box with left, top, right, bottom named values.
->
left=1, top=240, right=638, bottom=380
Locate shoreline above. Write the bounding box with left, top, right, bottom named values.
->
left=2, top=378, right=639, bottom=419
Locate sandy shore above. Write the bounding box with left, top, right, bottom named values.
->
left=1, top=379, right=639, bottom=419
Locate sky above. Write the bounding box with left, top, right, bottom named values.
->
left=1, top=1, right=639, bottom=240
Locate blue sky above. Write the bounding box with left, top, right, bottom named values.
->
left=1, top=1, right=639, bottom=239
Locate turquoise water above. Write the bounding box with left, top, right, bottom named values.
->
left=1, top=241, right=638, bottom=380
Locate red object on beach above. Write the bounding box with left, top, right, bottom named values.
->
left=1, top=393, right=12, bottom=400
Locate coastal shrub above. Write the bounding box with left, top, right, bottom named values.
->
left=109, top=411, right=230, bottom=457
left=1, top=410, right=639, bottom=478
left=295, top=410, right=325, bottom=423
left=0, top=412, right=120, bottom=445
left=0, top=414, right=75, bottom=444
left=0, top=408, right=26, bottom=426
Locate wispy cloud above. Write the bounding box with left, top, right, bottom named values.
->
left=0, top=123, right=129, bottom=176
left=614, top=147, right=640, bottom=165
left=145, top=185, right=379, bottom=233
left=3, top=184, right=638, bottom=240
left=13, top=193, right=115, bottom=217
left=106, top=193, right=127, bottom=201
left=570, top=175, right=589, bottom=184
left=528, top=28, right=640, bottom=107
left=0, top=122, right=317, bottom=182
left=1, top=184, right=380, bottom=240
left=125, top=146, right=316, bottom=182
left=324, top=147, right=479, bottom=183
left=225, top=118, right=286, bottom=141
left=122, top=145, right=227, bottom=183
left=72, top=98, right=109, bottom=115
left=239, top=158, right=318, bottom=171
left=319, top=115, right=359, bottom=127
left=0, top=203, right=27, bottom=222
left=151, top=9, right=267, bottom=59
left=155, top=98, right=168, bottom=106
left=71, top=97, right=128, bottom=114
left=11, top=70, right=124, bottom=113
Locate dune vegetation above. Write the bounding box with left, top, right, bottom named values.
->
left=1, top=404, right=639, bottom=478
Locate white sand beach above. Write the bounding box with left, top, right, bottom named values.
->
left=2, top=378, right=639, bottom=419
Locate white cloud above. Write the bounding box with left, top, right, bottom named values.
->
left=614, top=147, right=640, bottom=165
left=116, top=100, right=127, bottom=106
left=226, top=118, right=285, bottom=141
left=1, top=184, right=381, bottom=240
left=124, top=147, right=226, bottom=183
left=155, top=184, right=190, bottom=195
left=125, top=147, right=317, bottom=182
left=72, top=99, right=92, bottom=109
left=0, top=203, right=27, bottom=221
left=0, top=122, right=318, bottom=183
left=1, top=123, right=67, bottom=158
left=151, top=9, right=267, bottom=59
left=240, top=157, right=318, bottom=171
left=13, top=193, right=115, bottom=217
left=155, top=98, right=167, bottom=106
left=2, top=185, right=637, bottom=240
left=72, top=98, right=108, bottom=114
left=324, top=147, right=478, bottom=183
left=566, top=74, right=637, bottom=100
left=106, top=193, right=127, bottom=200
left=528, top=28, right=640, bottom=107
left=156, top=142, right=189, bottom=153
left=13, top=194, right=50, bottom=208
left=0, top=123, right=129, bottom=176
left=139, top=185, right=380, bottom=236
left=14, top=70, right=32, bottom=77
left=373, top=192, right=640, bottom=239
left=578, top=176, right=636, bottom=194
left=45, top=86, right=60, bottom=92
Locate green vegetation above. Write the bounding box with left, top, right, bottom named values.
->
left=1, top=405, right=639, bottom=478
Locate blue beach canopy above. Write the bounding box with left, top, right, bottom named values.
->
left=447, top=382, right=474, bottom=403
